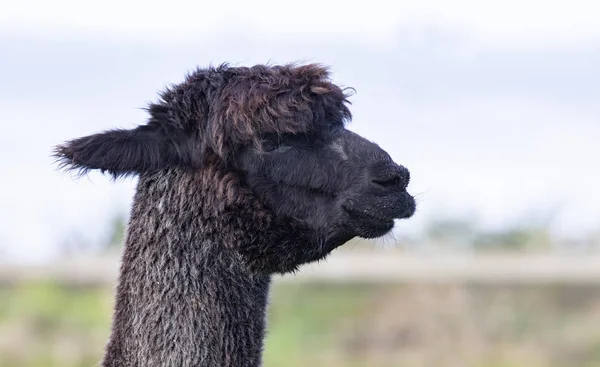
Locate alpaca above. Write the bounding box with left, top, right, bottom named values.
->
left=54, top=63, right=415, bottom=367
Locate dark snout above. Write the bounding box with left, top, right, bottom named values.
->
left=336, top=129, right=416, bottom=238
left=367, top=162, right=415, bottom=220
left=370, top=162, right=411, bottom=192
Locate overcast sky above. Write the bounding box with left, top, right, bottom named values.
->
left=1, top=1, right=599, bottom=263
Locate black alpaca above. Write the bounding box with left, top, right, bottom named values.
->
left=54, top=64, right=416, bottom=367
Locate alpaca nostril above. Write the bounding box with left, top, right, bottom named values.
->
left=371, top=166, right=410, bottom=191
left=372, top=176, right=401, bottom=189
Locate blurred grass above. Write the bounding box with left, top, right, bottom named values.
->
left=2, top=282, right=600, bottom=367
left=0, top=282, right=112, bottom=367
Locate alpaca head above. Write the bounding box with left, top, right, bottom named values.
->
left=55, top=63, right=415, bottom=272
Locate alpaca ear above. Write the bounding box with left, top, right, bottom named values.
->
left=54, top=123, right=197, bottom=178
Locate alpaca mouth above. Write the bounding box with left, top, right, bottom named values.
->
left=342, top=194, right=415, bottom=224
left=341, top=196, right=415, bottom=238
left=343, top=207, right=395, bottom=225
left=341, top=206, right=396, bottom=237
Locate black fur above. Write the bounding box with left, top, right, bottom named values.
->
left=54, top=63, right=416, bottom=367
left=54, top=124, right=200, bottom=178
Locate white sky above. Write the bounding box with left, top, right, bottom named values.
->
left=1, top=1, right=599, bottom=263
left=2, top=0, right=600, bottom=46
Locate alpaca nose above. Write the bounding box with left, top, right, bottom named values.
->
left=371, top=165, right=410, bottom=191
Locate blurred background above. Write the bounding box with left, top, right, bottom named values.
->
left=1, top=1, right=600, bottom=366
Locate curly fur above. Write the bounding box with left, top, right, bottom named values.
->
left=54, top=63, right=415, bottom=367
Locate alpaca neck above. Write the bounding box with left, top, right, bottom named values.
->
left=103, top=169, right=272, bottom=367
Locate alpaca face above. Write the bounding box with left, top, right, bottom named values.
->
left=236, top=126, right=415, bottom=240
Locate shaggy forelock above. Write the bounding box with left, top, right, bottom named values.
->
left=151, top=63, right=353, bottom=160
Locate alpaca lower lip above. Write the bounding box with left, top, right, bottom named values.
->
left=342, top=206, right=396, bottom=238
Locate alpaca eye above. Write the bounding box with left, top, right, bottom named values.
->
left=261, top=137, right=291, bottom=153
left=271, top=145, right=292, bottom=153
left=261, top=139, right=279, bottom=152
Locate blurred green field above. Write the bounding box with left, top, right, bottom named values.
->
left=2, top=281, right=600, bottom=367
